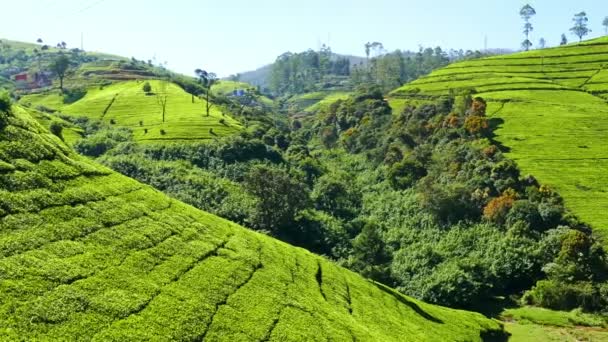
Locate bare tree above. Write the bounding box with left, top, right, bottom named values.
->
left=155, top=80, right=168, bottom=122
left=195, top=69, right=220, bottom=117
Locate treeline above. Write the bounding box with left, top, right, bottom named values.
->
left=269, top=44, right=493, bottom=97
left=269, top=45, right=351, bottom=95
left=65, top=87, right=608, bottom=313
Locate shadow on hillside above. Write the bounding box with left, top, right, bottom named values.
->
left=471, top=296, right=518, bottom=319
left=488, top=118, right=511, bottom=153
left=481, top=329, right=510, bottom=342
left=371, top=282, right=443, bottom=324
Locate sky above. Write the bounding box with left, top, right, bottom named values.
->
left=1, top=0, right=607, bottom=77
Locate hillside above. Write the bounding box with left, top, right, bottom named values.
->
left=390, top=36, right=608, bottom=239
left=288, top=91, right=352, bottom=114
left=0, top=104, right=504, bottom=340
left=20, top=80, right=242, bottom=142
left=212, top=80, right=274, bottom=106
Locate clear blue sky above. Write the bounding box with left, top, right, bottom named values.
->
left=1, top=0, right=607, bottom=76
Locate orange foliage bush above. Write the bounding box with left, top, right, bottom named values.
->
left=471, top=97, right=487, bottom=116
left=483, top=189, right=517, bottom=223
left=464, top=115, right=489, bottom=135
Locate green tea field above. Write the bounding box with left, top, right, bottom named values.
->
left=20, top=80, right=242, bottom=142
left=0, top=104, right=504, bottom=340
left=390, top=37, right=608, bottom=239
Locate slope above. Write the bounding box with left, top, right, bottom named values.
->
left=389, top=37, right=608, bottom=239
left=212, top=80, right=274, bottom=106
left=0, top=106, right=504, bottom=340
left=20, top=80, right=242, bottom=142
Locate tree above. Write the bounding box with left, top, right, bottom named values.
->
left=520, top=4, right=536, bottom=51
left=50, top=54, right=70, bottom=90
left=570, top=12, right=591, bottom=42
left=364, top=42, right=372, bottom=62
left=244, top=165, right=309, bottom=234
left=195, top=69, right=219, bottom=117
left=142, top=81, right=152, bottom=94
left=155, top=81, right=168, bottom=122
left=603, top=16, right=608, bottom=35
left=538, top=38, right=546, bottom=49
left=36, top=38, right=43, bottom=44
left=560, top=33, right=568, bottom=45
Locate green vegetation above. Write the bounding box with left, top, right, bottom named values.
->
left=71, top=85, right=608, bottom=317
left=268, top=44, right=491, bottom=102
left=0, top=101, right=504, bottom=340
left=502, top=307, right=608, bottom=341
left=390, top=36, right=608, bottom=242
left=20, top=80, right=242, bottom=142
left=285, top=91, right=352, bottom=114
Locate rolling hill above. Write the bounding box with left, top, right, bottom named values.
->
left=0, top=104, right=504, bottom=340
left=287, top=91, right=352, bottom=114
left=212, top=80, right=274, bottom=107
left=389, top=36, right=608, bottom=240
left=20, top=80, right=242, bottom=142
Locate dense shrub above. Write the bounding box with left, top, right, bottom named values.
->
left=0, top=90, right=10, bottom=112
left=62, top=87, right=87, bottom=104
left=49, top=121, right=64, bottom=140
left=483, top=189, right=517, bottom=223
left=142, top=81, right=152, bottom=94
left=522, top=280, right=604, bottom=311
left=464, top=115, right=489, bottom=136
left=0, top=90, right=10, bottom=129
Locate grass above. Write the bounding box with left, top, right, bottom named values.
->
left=388, top=36, right=608, bottom=240
left=288, top=91, right=352, bottom=113
left=501, top=307, right=608, bottom=341
left=0, top=105, right=505, bottom=340
left=20, top=80, right=242, bottom=143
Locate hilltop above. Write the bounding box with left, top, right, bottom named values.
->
left=389, top=36, right=608, bottom=240
left=20, top=80, right=242, bottom=142
left=0, top=102, right=504, bottom=340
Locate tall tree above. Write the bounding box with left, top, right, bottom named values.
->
left=364, top=42, right=372, bottom=62
left=603, top=16, right=608, bottom=35
left=570, top=12, right=591, bottom=42
left=560, top=33, right=568, bottom=45
left=49, top=54, right=70, bottom=90
left=538, top=38, right=546, bottom=49
left=520, top=4, right=536, bottom=51
left=195, top=69, right=219, bottom=117
left=155, top=80, right=168, bottom=123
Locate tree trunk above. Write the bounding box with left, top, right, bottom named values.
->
left=206, top=91, right=210, bottom=117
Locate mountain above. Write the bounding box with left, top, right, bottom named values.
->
left=389, top=36, right=608, bottom=241
left=0, top=104, right=504, bottom=340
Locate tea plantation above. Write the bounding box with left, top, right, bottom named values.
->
left=0, top=105, right=504, bottom=340
left=20, top=80, right=242, bottom=142
left=390, top=36, right=608, bottom=240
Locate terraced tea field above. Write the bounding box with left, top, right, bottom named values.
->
left=390, top=37, right=608, bottom=239
left=288, top=91, right=352, bottom=113
left=20, top=80, right=242, bottom=142
left=0, top=105, right=504, bottom=340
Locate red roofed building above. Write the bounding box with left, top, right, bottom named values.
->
left=14, top=73, right=28, bottom=82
